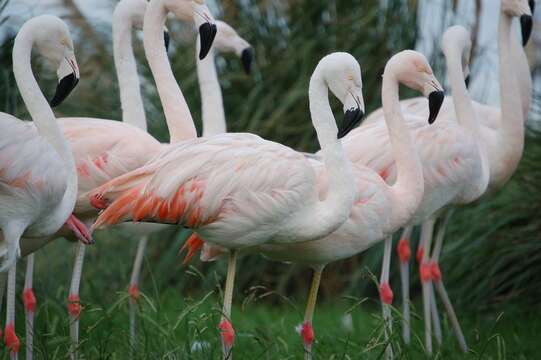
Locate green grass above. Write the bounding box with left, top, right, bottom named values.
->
left=2, top=234, right=540, bottom=359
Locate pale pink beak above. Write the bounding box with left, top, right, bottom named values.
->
left=65, top=214, right=94, bottom=245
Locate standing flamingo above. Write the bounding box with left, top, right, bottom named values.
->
left=240, top=50, right=445, bottom=360
left=0, top=15, right=92, bottom=359
left=363, top=0, right=533, bottom=350
left=15, top=0, right=217, bottom=357
left=90, top=52, right=365, bottom=359
left=126, top=17, right=253, bottom=347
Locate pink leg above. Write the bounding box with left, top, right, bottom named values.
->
left=379, top=236, right=393, bottom=360
left=5, top=262, right=19, bottom=360
left=299, top=266, right=323, bottom=360
left=129, top=236, right=148, bottom=351
left=68, top=243, right=86, bottom=360
left=23, top=254, right=37, bottom=360
left=430, top=211, right=468, bottom=352
left=419, top=217, right=436, bottom=355
left=396, top=226, right=413, bottom=344
left=221, top=251, right=237, bottom=360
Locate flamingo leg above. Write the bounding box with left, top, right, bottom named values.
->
left=430, top=211, right=468, bottom=352
left=429, top=285, right=442, bottom=346
left=129, top=236, right=148, bottom=352
left=220, top=250, right=237, bottom=360
left=23, top=254, right=37, bottom=360
left=419, top=217, right=435, bottom=355
left=68, top=243, right=86, bottom=360
left=301, top=266, right=323, bottom=360
left=5, top=262, right=19, bottom=360
left=379, top=236, right=393, bottom=360
left=396, top=226, right=413, bottom=344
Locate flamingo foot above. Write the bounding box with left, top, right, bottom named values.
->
left=4, top=323, right=20, bottom=354
left=219, top=319, right=235, bottom=348
left=379, top=282, right=394, bottom=305
left=65, top=214, right=94, bottom=245
left=397, top=238, right=411, bottom=262
left=23, top=288, right=37, bottom=313
left=68, top=293, right=82, bottom=318
left=129, top=284, right=140, bottom=303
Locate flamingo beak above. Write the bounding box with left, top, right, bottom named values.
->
left=50, top=56, right=79, bottom=107
left=241, top=47, right=254, bottom=75
left=339, top=108, right=364, bottom=139
left=427, top=91, right=445, bottom=125
left=199, top=23, right=217, bottom=60
left=521, top=14, right=533, bottom=46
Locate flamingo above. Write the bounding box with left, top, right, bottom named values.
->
left=14, top=0, right=217, bottom=356
left=0, top=15, right=92, bottom=358
left=90, top=52, right=366, bottom=359
left=126, top=17, right=253, bottom=347
left=363, top=0, right=533, bottom=351
left=223, top=50, right=445, bottom=360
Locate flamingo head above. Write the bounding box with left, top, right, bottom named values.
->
left=502, top=0, right=533, bottom=45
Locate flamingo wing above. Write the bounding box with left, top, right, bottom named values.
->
left=59, top=118, right=162, bottom=214
left=91, top=133, right=315, bottom=248
left=0, top=113, right=68, bottom=220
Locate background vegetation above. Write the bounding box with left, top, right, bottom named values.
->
left=0, top=0, right=540, bottom=358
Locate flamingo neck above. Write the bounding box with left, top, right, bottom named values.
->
left=196, top=43, right=226, bottom=136
left=493, top=11, right=524, bottom=185
left=12, top=22, right=77, bottom=232
left=113, top=0, right=147, bottom=131
left=381, top=71, right=424, bottom=231
left=510, top=19, right=532, bottom=120
left=288, top=72, right=355, bottom=240
left=143, top=0, right=197, bottom=142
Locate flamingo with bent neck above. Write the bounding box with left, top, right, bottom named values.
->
left=89, top=52, right=365, bottom=360
left=0, top=15, right=89, bottom=358
left=363, top=0, right=533, bottom=351
left=13, top=0, right=217, bottom=356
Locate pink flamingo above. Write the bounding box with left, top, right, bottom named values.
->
left=363, top=0, right=533, bottom=351
left=0, top=15, right=92, bottom=359
left=127, top=18, right=253, bottom=347
left=237, top=50, right=445, bottom=360
left=15, top=0, right=217, bottom=356
left=90, top=52, right=366, bottom=359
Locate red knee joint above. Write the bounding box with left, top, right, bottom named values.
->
left=219, top=319, right=235, bottom=348
left=68, top=294, right=81, bottom=318
left=23, top=288, right=37, bottom=313
left=4, top=323, right=19, bottom=353
left=397, top=238, right=411, bottom=263
left=379, top=282, right=394, bottom=305
left=420, top=262, right=432, bottom=283
left=416, top=246, right=424, bottom=263
left=129, top=284, right=140, bottom=302
left=430, top=262, right=442, bottom=282
left=298, top=321, right=315, bottom=346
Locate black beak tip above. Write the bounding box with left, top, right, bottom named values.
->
left=50, top=73, right=79, bottom=108
left=338, top=108, right=365, bottom=139
left=520, top=15, right=533, bottom=47
left=241, top=47, right=253, bottom=75
left=427, top=91, right=445, bottom=125
left=198, top=23, right=217, bottom=60
left=529, top=0, right=536, bottom=15
left=164, top=31, right=170, bottom=53
left=465, top=75, right=471, bottom=88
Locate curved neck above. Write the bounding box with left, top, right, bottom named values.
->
left=143, top=0, right=197, bottom=142
left=196, top=44, right=226, bottom=136
left=12, top=25, right=77, bottom=228
left=113, top=6, right=147, bottom=131
left=381, top=73, right=424, bottom=231
left=496, top=11, right=524, bottom=168
left=445, top=47, right=480, bottom=138
left=288, top=74, right=356, bottom=241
